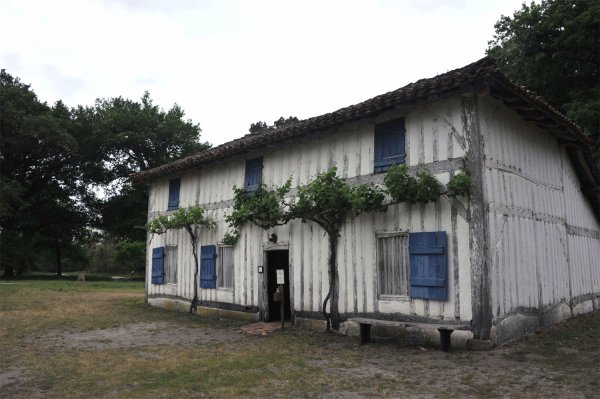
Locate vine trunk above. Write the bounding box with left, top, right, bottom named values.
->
left=322, top=233, right=341, bottom=331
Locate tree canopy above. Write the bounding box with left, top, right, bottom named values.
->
left=487, top=0, right=600, bottom=152
left=0, top=70, right=97, bottom=276
left=0, top=69, right=209, bottom=276
left=249, top=116, right=299, bottom=134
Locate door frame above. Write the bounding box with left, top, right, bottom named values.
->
left=261, top=247, right=294, bottom=323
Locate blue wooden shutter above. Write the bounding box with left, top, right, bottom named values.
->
left=244, top=157, right=263, bottom=192
left=168, top=178, right=180, bottom=210
left=374, top=118, right=406, bottom=173
left=151, top=247, right=165, bottom=284
left=200, top=245, right=217, bottom=289
left=408, top=231, right=447, bottom=300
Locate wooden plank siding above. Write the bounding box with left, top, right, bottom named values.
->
left=479, top=95, right=600, bottom=341
left=145, top=96, right=473, bottom=323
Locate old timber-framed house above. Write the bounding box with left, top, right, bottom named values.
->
left=132, top=57, right=600, bottom=346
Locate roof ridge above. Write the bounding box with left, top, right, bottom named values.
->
left=130, top=56, right=591, bottom=184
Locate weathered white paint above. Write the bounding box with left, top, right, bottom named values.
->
left=146, top=96, right=473, bottom=323
left=145, top=92, right=598, bottom=343
left=479, top=95, right=600, bottom=343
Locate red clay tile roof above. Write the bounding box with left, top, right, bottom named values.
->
left=130, top=57, right=596, bottom=190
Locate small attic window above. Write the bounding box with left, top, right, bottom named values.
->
left=167, top=178, right=180, bottom=211
left=374, top=118, right=406, bottom=173
left=244, top=157, right=263, bottom=193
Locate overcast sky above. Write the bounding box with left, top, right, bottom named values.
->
left=1, top=0, right=526, bottom=146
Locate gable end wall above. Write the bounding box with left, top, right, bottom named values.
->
left=479, top=95, right=600, bottom=345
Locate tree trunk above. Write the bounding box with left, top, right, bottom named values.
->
left=2, top=264, right=14, bottom=279
left=55, top=242, right=62, bottom=277
left=322, top=233, right=341, bottom=331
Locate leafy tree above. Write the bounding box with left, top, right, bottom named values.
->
left=115, top=240, right=146, bottom=274
left=0, top=70, right=95, bottom=277
left=147, top=207, right=216, bottom=313
left=249, top=121, right=269, bottom=134
left=1, top=70, right=209, bottom=277
left=249, top=116, right=299, bottom=134
left=487, top=0, right=600, bottom=153
left=75, top=92, right=211, bottom=252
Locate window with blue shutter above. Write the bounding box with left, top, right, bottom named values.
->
left=408, top=231, right=447, bottom=300
left=200, top=245, right=217, bottom=289
left=167, top=178, right=180, bottom=211
left=244, top=157, right=263, bottom=193
left=374, top=118, right=406, bottom=173
left=151, top=247, right=165, bottom=285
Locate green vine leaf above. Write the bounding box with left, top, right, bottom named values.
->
left=446, top=171, right=472, bottom=198
left=147, top=206, right=216, bottom=234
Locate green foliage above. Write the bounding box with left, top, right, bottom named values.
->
left=225, top=168, right=386, bottom=241
left=224, top=181, right=292, bottom=243
left=446, top=171, right=472, bottom=198
left=0, top=69, right=210, bottom=276
left=100, top=185, right=148, bottom=242
left=79, top=91, right=211, bottom=242
left=291, top=167, right=386, bottom=236
left=383, top=164, right=441, bottom=204
left=487, top=0, right=600, bottom=151
left=0, top=70, right=96, bottom=277
left=147, top=206, right=215, bottom=313
left=414, top=169, right=442, bottom=203
left=115, top=240, right=146, bottom=273
left=383, top=164, right=418, bottom=203
left=249, top=116, right=299, bottom=134
left=147, top=206, right=215, bottom=234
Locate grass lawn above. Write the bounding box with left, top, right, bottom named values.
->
left=0, top=280, right=598, bottom=398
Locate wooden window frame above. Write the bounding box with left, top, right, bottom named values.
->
left=376, top=231, right=410, bottom=301
left=217, top=245, right=234, bottom=291
left=164, top=245, right=177, bottom=285
left=373, top=118, right=406, bottom=173
left=167, top=178, right=181, bottom=211
left=244, top=157, right=263, bottom=193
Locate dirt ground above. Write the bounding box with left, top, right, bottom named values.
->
left=1, top=281, right=598, bottom=398
left=4, top=316, right=598, bottom=398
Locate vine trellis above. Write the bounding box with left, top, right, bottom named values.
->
left=223, top=164, right=470, bottom=331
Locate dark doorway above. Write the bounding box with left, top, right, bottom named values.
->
left=266, top=250, right=291, bottom=321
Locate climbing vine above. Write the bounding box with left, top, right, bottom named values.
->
left=446, top=170, right=472, bottom=198
left=147, top=206, right=216, bottom=313
left=384, top=164, right=442, bottom=203
left=223, top=164, right=471, bottom=331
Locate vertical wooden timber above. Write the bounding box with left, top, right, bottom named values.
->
left=463, top=94, right=492, bottom=340
left=558, top=147, right=574, bottom=316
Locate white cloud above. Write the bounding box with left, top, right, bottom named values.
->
left=0, top=0, right=527, bottom=145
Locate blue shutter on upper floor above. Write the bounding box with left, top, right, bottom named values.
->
left=244, top=157, right=263, bottom=193
left=151, top=247, right=165, bottom=285
left=408, top=231, right=447, bottom=300
left=199, top=245, right=217, bottom=289
left=374, top=118, right=406, bottom=173
left=167, top=178, right=180, bottom=211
